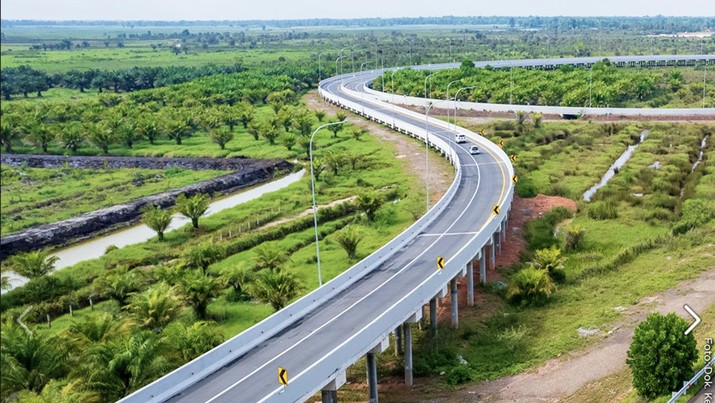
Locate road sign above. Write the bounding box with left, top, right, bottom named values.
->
left=498, top=139, right=504, bottom=147
left=278, top=367, right=288, bottom=386
left=436, top=256, right=445, bottom=270
left=512, top=175, right=518, bottom=184
left=492, top=205, right=500, bottom=215
left=479, top=129, right=485, bottom=135
left=510, top=154, right=517, bottom=162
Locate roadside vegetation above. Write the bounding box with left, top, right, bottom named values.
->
left=377, top=59, right=713, bottom=108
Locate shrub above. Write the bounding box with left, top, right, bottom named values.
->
left=563, top=225, right=586, bottom=251
left=587, top=201, right=619, bottom=220
left=515, top=177, right=538, bottom=198
left=104, top=245, right=119, bottom=254
left=531, top=246, right=566, bottom=283
left=495, top=325, right=528, bottom=352
left=545, top=184, right=569, bottom=197
left=672, top=198, right=714, bottom=235
left=445, top=365, right=473, bottom=386
left=506, top=266, right=556, bottom=306
left=627, top=313, right=697, bottom=399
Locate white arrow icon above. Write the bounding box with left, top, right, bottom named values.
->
left=683, top=304, right=701, bottom=335
left=17, top=306, right=33, bottom=335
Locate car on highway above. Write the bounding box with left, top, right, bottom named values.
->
left=455, top=133, right=466, bottom=143
left=469, top=145, right=480, bottom=155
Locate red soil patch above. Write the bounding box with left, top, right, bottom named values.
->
left=436, top=194, right=577, bottom=323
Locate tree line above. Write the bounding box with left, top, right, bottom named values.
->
left=0, top=63, right=246, bottom=100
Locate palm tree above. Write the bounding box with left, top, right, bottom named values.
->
left=207, top=127, right=234, bottom=150
left=164, top=321, right=224, bottom=363
left=126, top=283, right=181, bottom=332
left=58, top=122, right=84, bottom=153
left=327, top=121, right=343, bottom=138
left=86, top=122, right=116, bottom=154
left=181, top=241, right=223, bottom=273
left=248, top=270, right=302, bottom=311
left=247, top=120, right=261, bottom=141
left=322, top=150, right=346, bottom=176
left=66, top=313, right=122, bottom=346
left=281, top=133, right=296, bottom=150
left=10, top=250, right=59, bottom=279
left=1, top=320, right=69, bottom=398
left=530, top=245, right=566, bottom=283
left=220, top=265, right=254, bottom=299
left=26, top=123, right=53, bottom=153
left=1, top=121, right=21, bottom=152
left=141, top=204, right=172, bottom=241
left=506, top=266, right=556, bottom=306
left=15, top=380, right=99, bottom=403
left=175, top=193, right=210, bottom=230
left=94, top=269, right=143, bottom=307
left=332, top=225, right=365, bottom=259
left=355, top=193, right=382, bottom=221
left=253, top=244, right=290, bottom=271
left=164, top=119, right=191, bottom=145
left=237, top=102, right=255, bottom=129
left=136, top=119, right=162, bottom=145
left=314, top=110, right=326, bottom=122
left=72, top=331, right=170, bottom=401
left=177, top=271, right=222, bottom=320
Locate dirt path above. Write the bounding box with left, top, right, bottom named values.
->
left=453, top=268, right=715, bottom=403
left=304, top=91, right=453, bottom=204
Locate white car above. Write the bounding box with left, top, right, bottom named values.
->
left=469, top=145, right=480, bottom=155
left=455, top=133, right=466, bottom=143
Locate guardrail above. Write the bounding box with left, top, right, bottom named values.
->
left=668, top=359, right=714, bottom=403
left=121, top=75, right=468, bottom=403
left=363, top=55, right=715, bottom=116
left=276, top=82, right=514, bottom=402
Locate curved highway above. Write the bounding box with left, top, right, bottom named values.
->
left=123, top=54, right=709, bottom=402
left=161, top=70, right=509, bottom=403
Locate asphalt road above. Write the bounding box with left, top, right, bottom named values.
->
left=166, top=71, right=508, bottom=403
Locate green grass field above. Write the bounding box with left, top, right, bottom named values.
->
left=0, top=165, right=226, bottom=234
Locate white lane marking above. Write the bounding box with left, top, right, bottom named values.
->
left=461, top=162, right=508, bottom=167
left=205, top=87, right=486, bottom=403
left=420, top=232, right=479, bottom=237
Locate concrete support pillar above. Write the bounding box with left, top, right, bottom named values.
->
left=490, top=239, right=496, bottom=270
left=366, top=338, right=388, bottom=403
left=394, top=325, right=402, bottom=356
left=429, top=298, right=437, bottom=335
left=450, top=278, right=458, bottom=328
left=403, top=310, right=420, bottom=386
left=466, top=260, right=474, bottom=307
left=321, top=372, right=345, bottom=403
left=366, top=353, right=379, bottom=403
left=480, top=246, right=487, bottom=284
left=404, top=323, right=413, bottom=386
left=321, top=390, right=338, bottom=403
left=496, top=231, right=502, bottom=255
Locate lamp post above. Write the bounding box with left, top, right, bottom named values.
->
left=310, top=120, right=348, bottom=287
left=339, top=47, right=350, bottom=74
left=318, top=51, right=326, bottom=81
left=335, top=56, right=345, bottom=77
left=424, top=72, right=436, bottom=103
left=453, top=86, right=477, bottom=130
left=589, top=64, right=593, bottom=108
left=445, top=79, right=461, bottom=129
left=424, top=99, right=451, bottom=212
left=360, top=61, right=372, bottom=72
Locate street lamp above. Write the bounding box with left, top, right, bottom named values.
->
left=335, top=56, right=345, bottom=76
left=424, top=99, right=451, bottom=212
left=453, top=86, right=477, bottom=131
left=589, top=64, right=593, bottom=108
left=445, top=79, right=461, bottom=128
left=310, top=120, right=348, bottom=287
left=360, top=61, right=372, bottom=72
left=318, top=51, right=326, bottom=81
left=424, top=72, right=436, bottom=102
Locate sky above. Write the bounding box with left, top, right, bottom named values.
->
left=1, top=0, right=714, bottom=21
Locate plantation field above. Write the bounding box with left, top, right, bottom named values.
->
left=379, top=63, right=713, bottom=108
left=0, top=165, right=225, bottom=235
